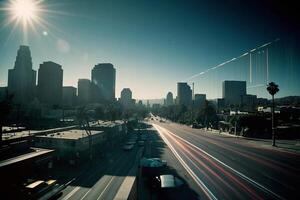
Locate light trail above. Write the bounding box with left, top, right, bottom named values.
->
left=172, top=135, right=244, bottom=199
left=153, top=124, right=218, bottom=200
left=154, top=123, right=286, bottom=200
left=160, top=125, right=265, bottom=200
left=180, top=126, right=296, bottom=171
left=186, top=38, right=280, bottom=81
left=178, top=125, right=300, bottom=178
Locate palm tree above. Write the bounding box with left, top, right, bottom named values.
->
left=267, top=82, right=279, bottom=146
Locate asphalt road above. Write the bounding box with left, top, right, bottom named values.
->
left=58, top=141, right=142, bottom=200
left=151, top=121, right=300, bottom=200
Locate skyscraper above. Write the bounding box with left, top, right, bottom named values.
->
left=62, top=86, right=77, bottom=107
left=120, top=88, right=133, bottom=108
left=91, top=63, right=116, bottom=102
left=7, top=45, right=36, bottom=104
left=0, top=87, right=7, bottom=101
left=177, top=82, right=192, bottom=106
left=166, top=92, right=174, bottom=106
left=77, top=79, right=91, bottom=105
left=222, top=80, right=246, bottom=106
left=37, top=61, right=63, bottom=106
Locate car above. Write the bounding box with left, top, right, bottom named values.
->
left=123, top=144, right=134, bottom=151
left=157, top=174, right=184, bottom=189
left=191, top=123, right=203, bottom=129
left=140, top=158, right=167, bottom=167
left=138, top=141, right=145, bottom=146
left=149, top=174, right=185, bottom=199
left=140, top=157, right=167, bottom=177
left=126, top=141, right=136, bottom=145
left=24, top=179, right=62, bottom=200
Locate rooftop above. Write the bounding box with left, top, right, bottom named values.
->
left=0, top=148, right=54, bottom=168
left=91, top=120, right=124, bottom=128
left=2, top=125, right=78, bottom=140
left=37, top=129, right=103, bottom=140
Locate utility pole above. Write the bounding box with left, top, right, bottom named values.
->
left=271, top=94, right=275, bottom=146
left=266, top=47, right=269, bottom=84
left=249, top=52, right=252, bottom=83
left=192, top=82, right=194, bottom=100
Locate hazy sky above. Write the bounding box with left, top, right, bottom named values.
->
left=0, top=0, right=299, bottom=99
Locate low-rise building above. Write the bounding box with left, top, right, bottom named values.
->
left=241, top=94, right=257, bottom=112
left=34, top=129, right=105, bottom=161
left=217, top=98, right=226, bottom=112
left=90, top=120, right=126, bottom=140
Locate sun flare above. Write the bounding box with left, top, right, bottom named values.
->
left=9, top=0, right=39, bottom=22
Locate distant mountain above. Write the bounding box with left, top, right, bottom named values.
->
left=275, top=96, right=300, bottom=106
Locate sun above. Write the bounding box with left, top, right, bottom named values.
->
left=1, top=0, right=46, bottom=43
left=10, top=0, right=39, bottom=22
left=1, top=0, right=68, bottom=44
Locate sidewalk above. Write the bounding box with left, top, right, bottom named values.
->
left=205, top=128, right=300, bottom=154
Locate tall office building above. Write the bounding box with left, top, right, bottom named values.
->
left=8, top=45, right=36, bottom=104
left=62, top=86, right=77, bottom=107
left=177, top=82, right=192, bottom=106
left=38, top=61, right=63, bottom=106
left=166, top=92, right=174, bottom=106
left=91, top=63, right=116, bottom=102
left=0, top=87, right=7, bottom=101
left=147, top=100, right=150, bottom=109
left=194, top=94, right=206, bottom=107
left=120, top=88, right=133, bottom=108
left=222, top=80, right=246, bottom=106
left=77, top=79, right=91, bottom=105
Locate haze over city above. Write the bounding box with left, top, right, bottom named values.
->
left=1, top=0, right=299, bottom=99
left=1, top=1, right=300, bottom=200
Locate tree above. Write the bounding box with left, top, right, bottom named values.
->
left=76, top=106, right=93, bottom=160
left=95, top=106, right=105, bottom=120
left=267, top=82, right=279, bottom=146
left=200, top=100, right=217, bottom=129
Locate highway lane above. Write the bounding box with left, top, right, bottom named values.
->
left=58, top=144, right=142, bottom=200
left=152, top=121, right=300, bottom=200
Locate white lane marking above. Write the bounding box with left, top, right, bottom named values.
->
left=80, top=175, right=112, bottom=200
left=80, top=187, right=92, bottom=200
left=65, top=178, right=76, bottom=187
left=157, top=124, right=286, bottom=200
left=97, top=176, right=116, bottom=200
left=153, top=124, right=218, bottom=200
left=62, top=186, right=81, bottom=200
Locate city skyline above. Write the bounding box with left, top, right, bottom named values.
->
left=1, top=0, right=299, bottom=99
left=1, top=2, right=300, bottom=200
